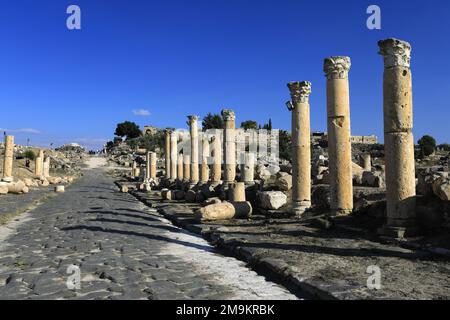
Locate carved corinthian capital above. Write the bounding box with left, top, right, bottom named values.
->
left=287, top=81, right=312, bottom=107
left=187, top=115, right=199, bottom=125
left=378, top=38, right=411, bottom=69
left=221, top=109, right=236, bottom=121
left=164, top=128, right=172, bottom=135
left=323, top=56, right=351, bottom=80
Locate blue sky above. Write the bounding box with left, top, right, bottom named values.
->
left=0, top=0, right=449, bottom=149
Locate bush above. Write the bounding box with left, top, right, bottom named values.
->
left=24, top=150, right=35, bottom=160
left=418, top=135, right=436, bottom=157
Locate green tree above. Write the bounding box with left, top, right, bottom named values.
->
left=114, top=121, right=142, bottom=140
left=418, top=135, right=436, bottom=157
left=240, top=120, right=258, bottom=130
left=263, top=118, right=273, bottom=131
left=438, top=143, right=450, bottom=151
left=140, top=130, right=165, bottom=154
left=24, top=150, right=35, bottom=161
left=202, top=113, right=224, bottom=131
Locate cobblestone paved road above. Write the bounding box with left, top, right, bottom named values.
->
left=0, top=160, right=297, bottom=300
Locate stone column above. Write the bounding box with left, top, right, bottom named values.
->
left=211, top=134, right=222, bottom=184
left=170, top=131, right=178, bottom=181
left=35, top=150, right=44, bottom=177
left=221, top=109, right=236, bottom=184
left=378, top=38, right=416, bottom=235
left=361, top=153, right=371, bottom=171
left=2, top=135, right=14, bottom=182
left=229, top=182, right=246, bottom=202
left=164, top=129, right=171, bottom=179
left=188, top=115, right=200, bottom=186
left=240, top=153, right=255, bottom=185
left=287, top=81, right=312, bottom=216
left=200, top=134, right=210, bottom=184
left=43, top=157, right=51, bottom=178
left=177, top=154, right=184, bottom=181
left=324, top=56, right=353, bottom=216
left=150, top=152, right=157, bottom=179
left=183, top=155, right=191, bottom=182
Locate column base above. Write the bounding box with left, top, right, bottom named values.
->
left=377, top=224, right=420, bottom=239
left=292, top=201, right=311, bottom=217
left=1, top=177, right=13, bottom=183
left=329, top=209, right=353, bottom=217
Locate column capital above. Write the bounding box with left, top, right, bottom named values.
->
left=164, top=128, right=173, bottom=135
left=187, top=115, right=199, bottom=124
left=287, top=81, right=312, bottom=107
left=221, top=109, right=235, bottom=121
left=323, top=56, right=351, bottom=80
left=378, top=38, right=411, bottom=69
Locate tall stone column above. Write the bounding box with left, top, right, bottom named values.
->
left=200, top=134, right=210, bottom=184
left=2, top=135, right=14, bottom=182
left=35, top=150, right=44, bottom=177
left=150, top=152, right=157, bottom=179
left=183, top=155, right=191, bottom=182
left=164, top=129, right=171, bottom=179
left=188, top=115, right=199, bottom=186
left=170, top=131, right=178, bottom=181
left=221, top=109, right=236, bottom=184
left=177, top=154, right=184, bottom=181
left=211, top=134, right=222, bottom=184
left=287, top=81, right=312, bottom=216
left=324, top=56, right=353, bottom=216
left=378, top=38, right=416, bottom=235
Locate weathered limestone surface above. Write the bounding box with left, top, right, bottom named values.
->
left=200, top=134, right=210, bottom=184
left=258, top=191, right=287, bottom=210
left=379, top=38, right=416, bottom=232
left=222, top=109, right=236, bottom=184
left=361, top=153, right=371, bottom=171
left=240, top=153, right=255, bottom=184
left=324, top=56, right=353, bottom=216
left=287, top=81, right=312, bottom=216
left=211, top=134, right=222, bottom=183
left=229, top=182, right=246, bottom=202
left=170, top=131, right=178, bottom=181
left=34, top=150, right=45, bottom=177
left=183, top=154, right=191, bottom=182
left=43, top=157, right=51, bottom=178
left=2, top=135, right=14, bottom=181
left=164, top=129, right=171, bottom=179
left=195, top=201, right=252, bottom=221
left=150, top=152, right=157, bottom=179
left=177, top=154, right=184, bottom=181
left=188, top=116, right=200, bottom=185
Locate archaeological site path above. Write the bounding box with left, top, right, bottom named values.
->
left=0, top=158, right=297, bottom=300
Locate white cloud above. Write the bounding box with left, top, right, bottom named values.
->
left=0, top=128, right=41, bottom=134
left=132, top=109, right=151, bottom=116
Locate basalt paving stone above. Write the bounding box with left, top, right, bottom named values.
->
left=0, top=166, right=297, bottom=300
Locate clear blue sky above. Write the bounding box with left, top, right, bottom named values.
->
left=1, top=0, right=449, bottom=149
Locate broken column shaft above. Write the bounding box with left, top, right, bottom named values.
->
left=164, top=129, right=171, bottom=179
left=170, top=131, right=178, bottom=181
left=200, top=134, right=210, bottom=184
left=2, top=135, right=14, bottom=181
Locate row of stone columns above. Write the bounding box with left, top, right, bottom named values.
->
left=284, top=38, right=416, bottom=234
left=159, top=38, right=416, bottom=235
